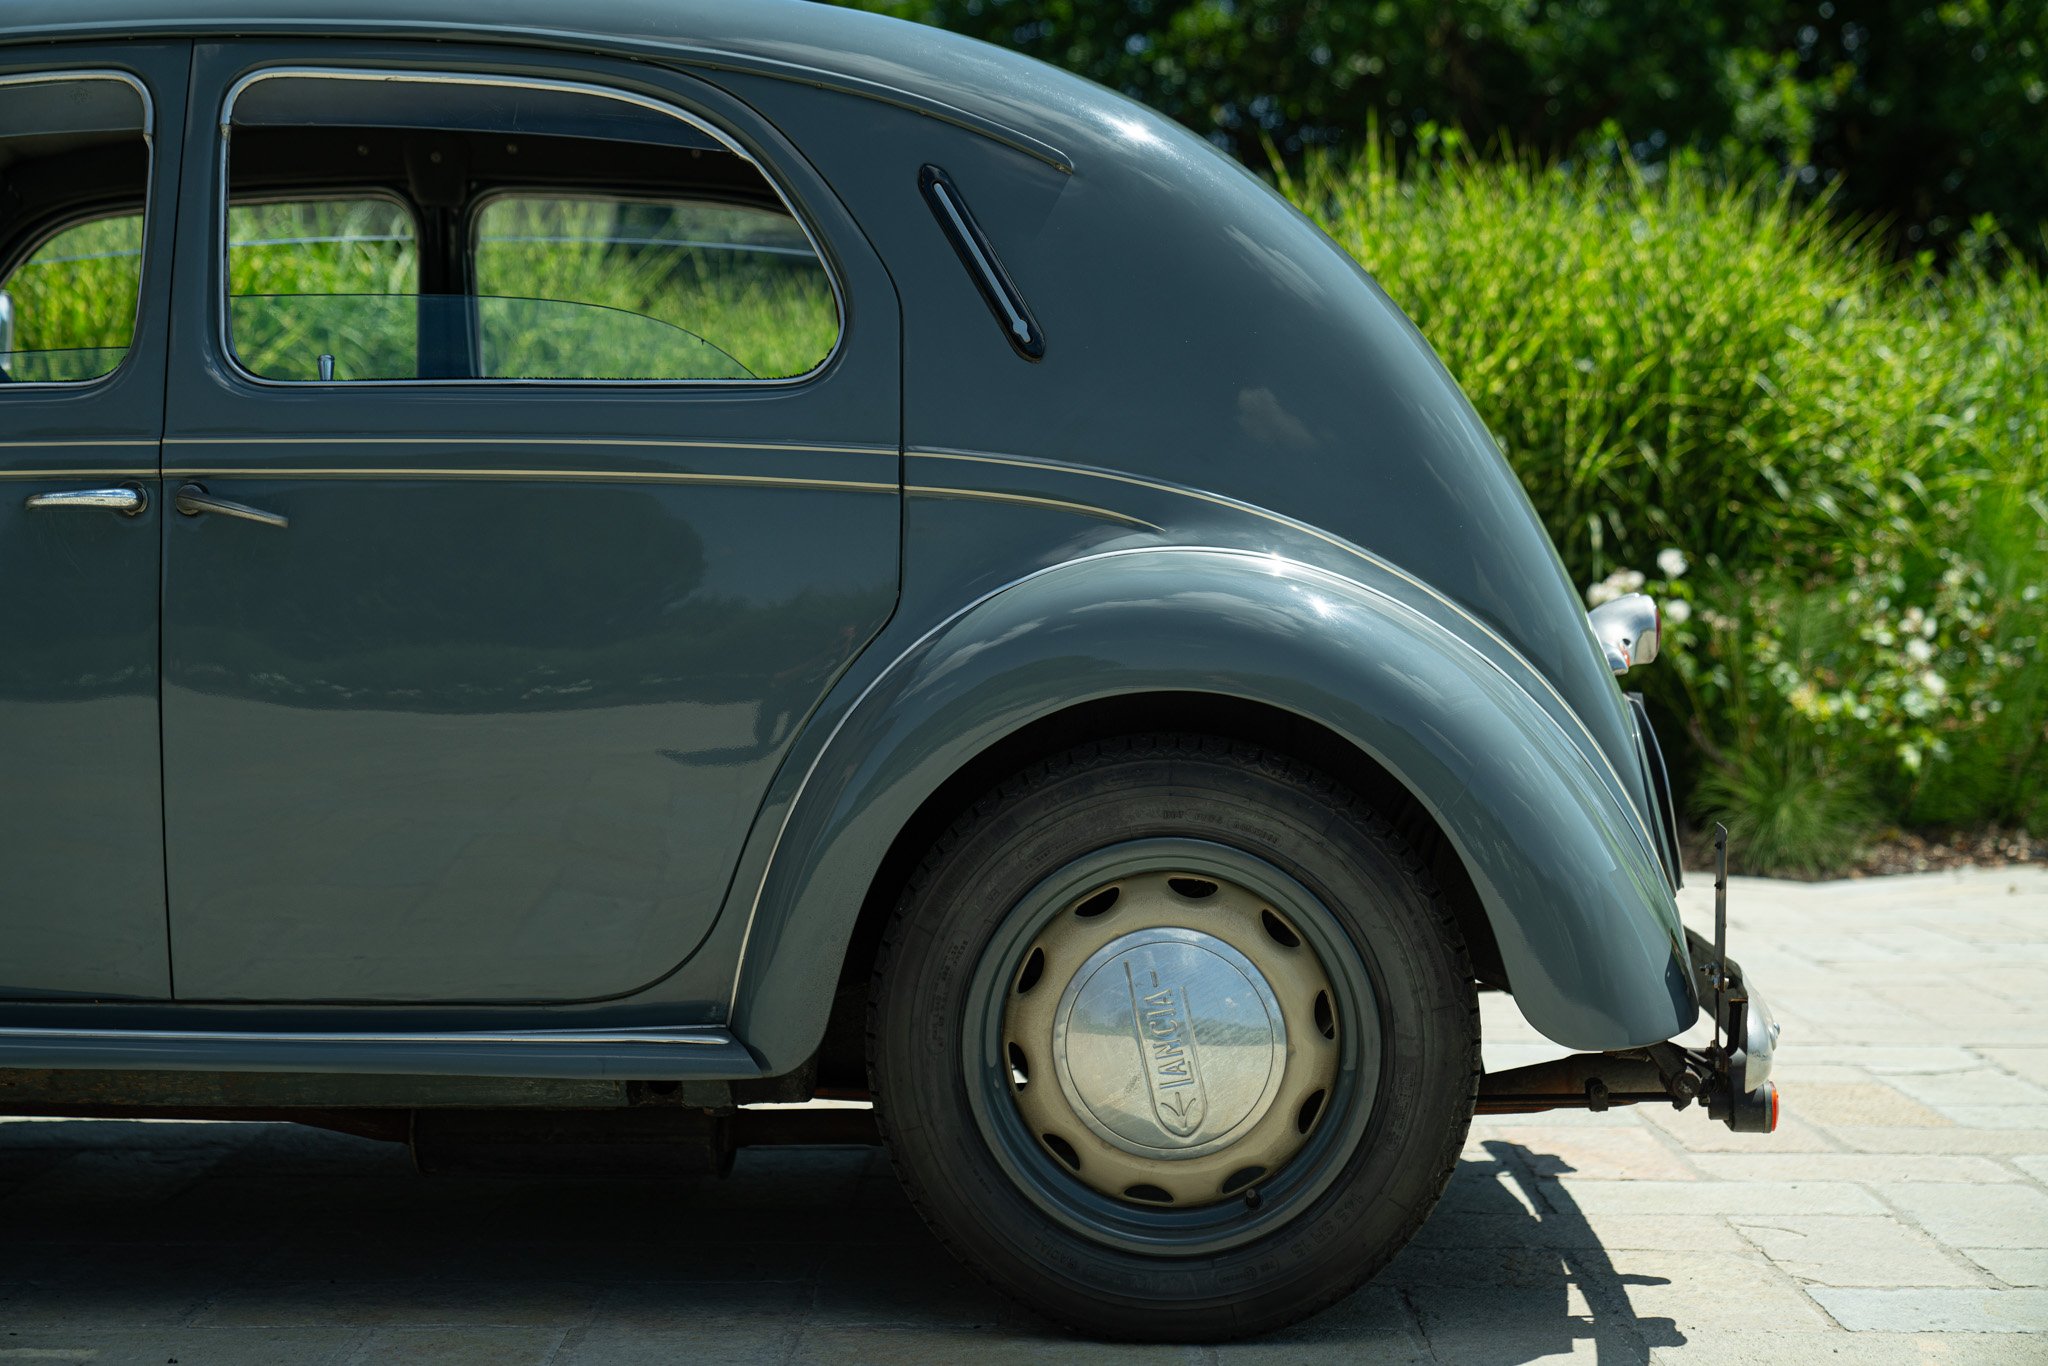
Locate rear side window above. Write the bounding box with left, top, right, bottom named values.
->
left=222, top=71, right=840, bottom=384
left=473, top=197, right=837, bottom=383
left=0, top=73, right=150, bottom=384
left=228, top=199, right=419, bottom=380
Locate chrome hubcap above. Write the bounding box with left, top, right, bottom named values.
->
left=1002, top=870, right=1341, bottom=1208
left=1052, top=927, right=1287, bottom=1159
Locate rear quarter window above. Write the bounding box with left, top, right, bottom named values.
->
left=0, top=73, right=150, bottom=384
left=473, top=196, right=838, bottom=382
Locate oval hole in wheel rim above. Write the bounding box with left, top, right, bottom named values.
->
left=1073, top=887, right=1120, bottom=918
left=1260, top=908, right=1302, bottom=948
left=1220, top=1165, right=1266, bottom=1195
left=1041, top=1133, right=1082, bottom=1170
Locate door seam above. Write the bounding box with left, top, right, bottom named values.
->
left=155, top=40, right=198, bottom=1000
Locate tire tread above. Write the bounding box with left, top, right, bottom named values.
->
left=867, top=732, right=1481, bottom=1341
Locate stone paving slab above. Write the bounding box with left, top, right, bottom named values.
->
left=0, top=865, right=2044, bottom=1363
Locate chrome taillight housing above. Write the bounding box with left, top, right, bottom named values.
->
left=1589, top=593, right=1660, bottom=674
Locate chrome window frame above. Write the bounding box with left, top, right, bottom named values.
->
left=0, top=69, right=154, bottom=392
left=227, top=188, right=421, bottom=267
left=216, top=66, right=847, bottom=391
left=2, top=204, right=148, bottom=293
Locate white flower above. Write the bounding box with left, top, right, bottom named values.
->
left=1905, top=638, right=1934, bottom=663
left=1923, top=671, right=1948, bottom=698
left=1588, top=568, right=1645, bottom=606
left=1663, top=599, right=1692, bottom=624
left=1655, top=548, right=1688, bottom=578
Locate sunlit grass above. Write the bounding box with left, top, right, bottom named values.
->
left=1283, top=141, right=2048, bottom=864
left=476, top=198, right=838, bottom=380
left=6, top=215, right=142, bottom=378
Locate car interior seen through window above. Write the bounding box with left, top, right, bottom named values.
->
left=0, top=74, right=150, bottom=385
left=224, top=72, right=839, bottom=384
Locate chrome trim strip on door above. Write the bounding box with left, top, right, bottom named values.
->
left=0, top=468, right=157, bottom=480
left=155, top=465, right=1136, bottom=523
left=161, top=436, right=898, bottom=456
left=163, top=466, right=898, bottom=495
left=906, top=484, right=1157, bottom=530
left=0, top=439, right=160, bottom=449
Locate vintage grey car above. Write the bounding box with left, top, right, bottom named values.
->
left=0, top=0, right=1780, bottom=1340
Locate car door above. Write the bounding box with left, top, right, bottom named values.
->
left=160, top=43, right=900, bottom=1003
left=0, top=47, right=187, bottom=999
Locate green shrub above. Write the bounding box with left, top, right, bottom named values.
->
left=1282, top=141, right=2048, bottom=870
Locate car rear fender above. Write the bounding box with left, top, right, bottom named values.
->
left=729, top=548, right=1696, bottom=1071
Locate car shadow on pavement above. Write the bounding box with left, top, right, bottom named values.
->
left=1380, top=1138, right=1688, bottom=1363
left=0, top=1121, right=1683, bottom=1362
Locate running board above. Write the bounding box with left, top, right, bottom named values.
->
left=0, top=1026, right=763, bottom=1081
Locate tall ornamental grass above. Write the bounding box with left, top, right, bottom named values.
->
left=1282, top=143, right=2048, bottom=872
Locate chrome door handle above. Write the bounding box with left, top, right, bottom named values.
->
left=24, top=483, right=148, bottom=516
left=174, top=483, right=288, bottom=529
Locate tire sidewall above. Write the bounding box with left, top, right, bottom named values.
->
left=871, top=740, right=1477, bottom=1339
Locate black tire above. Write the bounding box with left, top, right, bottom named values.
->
left=868, top=733, right=1479, bottom=1341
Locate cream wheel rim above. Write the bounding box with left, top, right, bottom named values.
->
left=1000, top=869, right=1342, bottom=1208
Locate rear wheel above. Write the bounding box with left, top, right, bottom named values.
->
left=869, top=734, right=1479, bottom=1340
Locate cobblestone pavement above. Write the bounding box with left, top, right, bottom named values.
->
left=3, top=867, right=2045, bottom=1363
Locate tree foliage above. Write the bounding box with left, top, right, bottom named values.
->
left=841, top=0, right=2048, bottom=256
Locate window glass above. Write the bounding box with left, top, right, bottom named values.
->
left=474, top=198, right=837, bottom=381
left=228, top=200, right=418, bottom=381
left=223, top=72, right=840, bottom=384
left=0, top=75, right=149, bottom=384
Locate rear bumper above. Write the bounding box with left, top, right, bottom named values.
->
left=1687, top=927, right=1779, bottom=1093
left=1478, top=926, right=1783, bottom=1133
